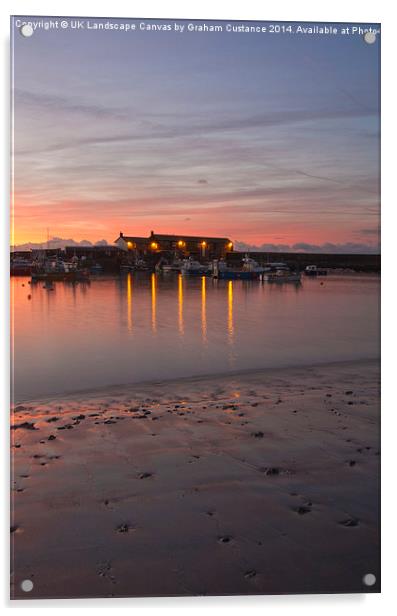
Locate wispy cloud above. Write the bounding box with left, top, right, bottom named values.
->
left=12, top=22, right=380, bottom=247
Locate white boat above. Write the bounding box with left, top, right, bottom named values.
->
left=181, top=258, right=208, bottom=276
left=162, top=260, right=184, bottom=273
left=304, top=265, right=328, bottom=276
left=242, top=256, right=268, bottom=274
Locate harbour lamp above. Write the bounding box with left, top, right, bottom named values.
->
left=127, top=241, right=134, bottom=249
left=227, top=242, right=233, bottom=250
left=150, top=241, right=158, bottom=250
left=201, top=241, right=207, bottom=247
left=177, top=240, right=185, bottom=248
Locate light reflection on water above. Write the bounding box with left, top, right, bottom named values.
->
left=11, top=273, right=379, bottom=402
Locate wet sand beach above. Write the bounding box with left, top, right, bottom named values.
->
left=11, top=359, right=380, bottom=598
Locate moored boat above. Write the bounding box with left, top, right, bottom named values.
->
left=261, top=269, right=301, bottom=283
left=304, top=265, right=328, bottom=276
left=212, top=255, right=270, bottom=280
left=11, top=257, right=32, bottom=276
left=181, top=258, right=208, bottom=276
left=31, top=259, right=89, bottom=282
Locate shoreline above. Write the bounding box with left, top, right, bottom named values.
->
left=12, top=356, right=380, bottom=408
left=11, top=360, right=380, bottom=598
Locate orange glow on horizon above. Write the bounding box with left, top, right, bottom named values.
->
left=10, top=195, right=376, bottom=249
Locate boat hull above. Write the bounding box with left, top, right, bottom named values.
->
left=181, top=270, right=209, bottom=276
left=217, top=271, right=260, bottom=280
left=264, top=274, right=301, bottom=283
left=11, top=266, right=32, bottom=276
left=304, top=270, right=327, bottom=276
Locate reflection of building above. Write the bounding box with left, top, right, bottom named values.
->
left=115, top=230, right=233, bottom=260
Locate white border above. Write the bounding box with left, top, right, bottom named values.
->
left=1, top=1, right=395, bottom=614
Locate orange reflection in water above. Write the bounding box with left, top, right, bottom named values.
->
left=227, top=280, right=234, bottom=344
left=151, top=273, right=157, bottom=333
left=201, top=276, right=207, bottom=344
left=178, top=274, right=184, bottom=336
left=126, top=273, right=133, bottom=333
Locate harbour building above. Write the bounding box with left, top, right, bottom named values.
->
left=116, top=231, right=233, bottom=261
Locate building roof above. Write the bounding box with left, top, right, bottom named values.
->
left=152, top=233, right=231, bottom=243
left=116, top=235, right=148, bottom=243
left=117, top=232, right=231, bottom=243
left=64, top=245, right=122, bottom=251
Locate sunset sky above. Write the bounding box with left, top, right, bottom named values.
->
left=12, top=18, right=380, bottom=251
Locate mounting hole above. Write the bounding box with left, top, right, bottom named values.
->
left=21, top=579, right=34, bottom=592
left=363, top=31, right=376, bottom=45
left=20, top=24, right=34, bottom=38
left=363, top=573, right=376, bottom=587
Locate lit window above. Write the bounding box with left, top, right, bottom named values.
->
left=151, top=242, right=158, bottom=250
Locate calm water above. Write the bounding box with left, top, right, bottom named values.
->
left=11, top=273, right=380, bottom=402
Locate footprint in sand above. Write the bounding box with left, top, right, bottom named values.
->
left=338, top=517, right=359, bottom=527
left=115, top=523, right=135, bottom=533
left=10, top=525, right=22, bottom=534
left=96, top=560, right=116, bottom=584
left=294, top=505, right=312, bottom=515
left=138, top=472, right=153, bottom=479
left=218, top=535, right=233, bottom=544
left=261, top=467, right=281, bottom=476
